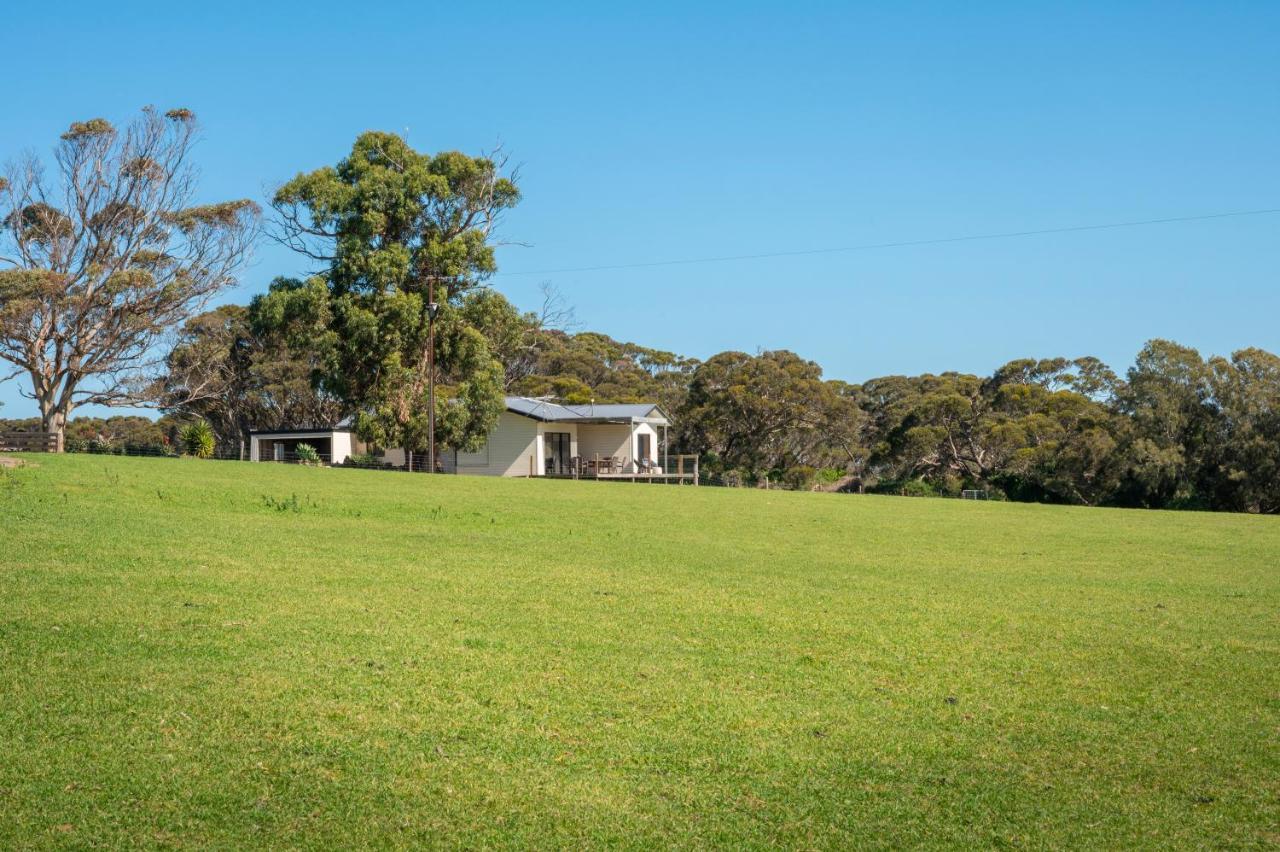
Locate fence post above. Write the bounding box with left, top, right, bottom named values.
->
left=693, top=456, right=699, bottom=486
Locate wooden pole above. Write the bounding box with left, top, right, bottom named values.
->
left=427, top=306, right=436, bottom=474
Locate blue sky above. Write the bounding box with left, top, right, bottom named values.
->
left=3, top=1, right=1278, bottom=417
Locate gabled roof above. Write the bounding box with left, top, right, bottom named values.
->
left=505, top=396, right=669, bottom=425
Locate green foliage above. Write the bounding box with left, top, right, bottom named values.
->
left=158, top=298, right=345, bottom=446
left=343, top=452, right=383, bottom=469
left=87, top=435, right=116, bottom=455
left=512, top=329, right=697, bottom=413
left=293, top=443, right=320, bottom=465
left=269, top=132, right=519, bottom=454
left=180, top=421, right=215, bottom=459
left=675, top=350, right=863, bottom=478
left=781, top=465, right=818, bottom=490
left=261, top=492, right=304, bottom=512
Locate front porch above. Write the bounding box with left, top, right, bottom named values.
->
left=533, top=414, right=691, bottom=481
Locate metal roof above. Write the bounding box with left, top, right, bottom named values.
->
left=248, top=414, right=354, bottom=436
left=504, top=396, right=669, bottom=424
left=251, top=400, right=668, bottom=435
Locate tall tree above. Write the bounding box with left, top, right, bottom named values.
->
left=515, top=330, right=697, bottom=412
left=1203, top=348, right=1280, bottom=513
left=676, top=350, right=862, bottom=478
left=1113, top=339, right=1216, bottom=508
left=156, top=294, right=344, bottom=452
left=269, top=132, right=519, bottom=454
left=0, top=107, right=258, bottom=448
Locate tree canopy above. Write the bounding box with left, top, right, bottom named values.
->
left=268, top=132, right=520, bottom=453
left=0, top=107, right=258, bottom=446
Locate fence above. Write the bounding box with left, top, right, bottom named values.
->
left=46, top=441, right=434, bottom=472
left=0, top=431, right=60, bottom=453
left=10, top=435, right=707, bottom=485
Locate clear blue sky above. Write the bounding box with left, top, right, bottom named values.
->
left=3, top=1, right=1278, bottom=418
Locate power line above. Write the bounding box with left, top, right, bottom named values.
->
left=496, top=207, right=1280, bottom=277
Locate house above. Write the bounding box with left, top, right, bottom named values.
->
left=249, top=396, right=674, bottom=477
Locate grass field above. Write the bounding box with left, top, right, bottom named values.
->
left=1, top=453, right=1277, bottom=848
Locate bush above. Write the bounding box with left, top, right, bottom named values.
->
left=125, top=442, right=175, bottom=458
left=87, top=436, right=116, bottom=455
left=867, top=476, right=942, bottom=497
left=180, top=421, right=216, bottom=459
left=344, top=452, right=382, bottom=469
left=294, top=443, right=320, bottom=466
left=899, top=478, right=940, bottom=498
left=815, top=468, right=845, bottom=485
left=782, top=465, right=818, bottom=491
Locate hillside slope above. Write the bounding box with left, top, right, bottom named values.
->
left=2, top=455, right=1277, bottom=847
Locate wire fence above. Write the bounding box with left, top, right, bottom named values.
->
left=3, top=431, right=733, bottom=486
left=21, top=439, right=451, bottom=473
left=2, top=434, right=899, bottom=494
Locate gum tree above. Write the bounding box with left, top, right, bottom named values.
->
left=0, top=107, right=258, bottom=448
left=269, top=131, right=520, bottom=458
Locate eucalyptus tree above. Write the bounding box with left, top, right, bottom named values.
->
left=1204, top=348, right=1280, bottom=513
left=156, top=295, right=345, bottom=453
left=676, top=350, right=863, bottom=477
left=0, top=108, right=258, bottom=448
left=1112, top=339, right=1216, bottom=507
left=269, top=132, right=519, bottom=455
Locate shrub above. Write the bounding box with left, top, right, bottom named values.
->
left=720, top=469, right=745, bottom=488
left=782, top=465, right=818, bottom=491
left=87, top=436, right=116, bottom=455
left=899, top=478, right=940, bottom=498
left=180, top=421, right=216, bottom=459
left=815, top=468, right=845, bottom=485
left=294, top=443, right=320, bottom=466
left=345, top=452, right=381, bottom=469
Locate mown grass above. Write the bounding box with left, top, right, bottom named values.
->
left=1, top=453, right=1277, bottom=848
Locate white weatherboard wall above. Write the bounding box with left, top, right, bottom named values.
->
left=576, top=424, right=630, bottom=466
left=455, top=411, right=539, bottom=476
left=634, top=422, right=659, bottom=466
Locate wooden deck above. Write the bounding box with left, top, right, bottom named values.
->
left=543, top=454, right=699, bottom=484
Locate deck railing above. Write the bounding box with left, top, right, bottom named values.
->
left=549, top=453, right=699, bottom=484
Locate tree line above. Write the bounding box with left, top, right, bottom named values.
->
left=2, top=110, right=1277, bottom=512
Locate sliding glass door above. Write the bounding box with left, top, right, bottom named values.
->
left=544, top=432, right=571, bottom=474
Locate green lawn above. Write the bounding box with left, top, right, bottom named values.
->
left=1, top=453, right=1277, bottom=848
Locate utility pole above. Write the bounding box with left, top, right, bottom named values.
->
left=426, top=299, right=440, bottom=473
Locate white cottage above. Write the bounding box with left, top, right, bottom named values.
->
left=249, top=396, right=675, bottom=478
